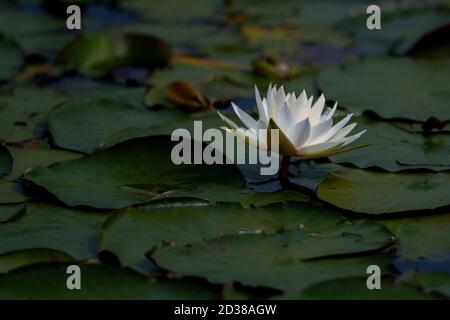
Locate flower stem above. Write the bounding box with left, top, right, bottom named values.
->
left=279, top=155, right=291, bottom=188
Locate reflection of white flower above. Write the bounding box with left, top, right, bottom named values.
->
left=218, top=84, right=366, bottom=158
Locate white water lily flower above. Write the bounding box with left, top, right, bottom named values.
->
left=217, top=84, right=366, bottom=158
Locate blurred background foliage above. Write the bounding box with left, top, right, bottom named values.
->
left=0, top=0, right=449, bottom=300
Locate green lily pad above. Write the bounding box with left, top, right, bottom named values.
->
left=0, top=203, right=25, bottom=223
left=101, top=201, right=372, bottom=274
left=339, top=10, right=450, bottom=56
left=58, top=31, right=172, bottom=75
left=0, top=249, right=72, bottom=274
left=401, top=271, right=450, bottom=298
left=0, top=145, right=12, bottom=177
left=0, top=181, right=29, bottom=204
left=0, top=8, right=72, bottom=54
left=58, top=81, right=147, bottom=110
left=0, top=39, right=22, bottom=81
left=319, top=58, right=450, bottom=122
left=0, top=86, right=66, bottom=143
left=48, top=100, right=186, bottom=153
left=5, top=143, right=82, bottom=180
left=274, top=277, right=439, bottom=300
left=0, top=203, right=107, bottom=259
left=329, top=117, right=450, bottom=172
left=26, top=136, right=249, bottom=209
left=317, top=167, right=450, bottom=214
left=0, top=263, right=218, bottom=299
left=153, top=229, right=394, bottom=291
left=382, top=212, right=450, bottom=261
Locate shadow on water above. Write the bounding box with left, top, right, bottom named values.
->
left=394, top=259, right=450, bottom=274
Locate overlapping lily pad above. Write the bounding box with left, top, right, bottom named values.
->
left=339, top=10, right=450, bottom=56
left=329, top=116, right=450, bottom=172
left=26, top=136, right=250, bottom=209
left=5, top=143, right=82, bottom=179
left=0, top=249, right=72, bottom=274
left=319, top=58, right=450, bottom=122
left=382, top=212, right=450, bottom=261
left=0, top=86, right=66, bottom=143
left=401, top=271, right=450, bottom=298
left=317, top=167, right=450, bottom=214
left=49, top=100, right=186, bottom=153
left=0, top=145, right=12, bottom=177
left=0, top=204, right=25, bottom=223
left=154, top=230, right=394, bottom=291
left=0, top=39, right=22, bottom=81
left=0, top=263, right=218, bottom=299
left=58, top=31, right=172, bottom=75
left=100, top=201, right=382, bottom=274
left=0, top=181, right=29, bottom=204
left=274, top=277, right=438, bottom=300
left=0, top=203, right=107, bottom=259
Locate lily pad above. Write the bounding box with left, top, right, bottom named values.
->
left=0, top=8, right=72, bottom=54
left=339, top=10, right=450, bottom=56
left=153, top=230, right=394, bottom=291
left=0, top=263, right=218, bottom=299
left=26, top=136, right=249, bottom=209
left=382, top=212, right=450, bottom=261
left=319, top=58, right=450, bottom=122
left=5, top=143, right=82, bottom=179
left=329, top=117, right=450, bottom=172
left=58, top=31, right=172, bottom=75
left=317, top=167, right=450, bottom=214
left=0, top=203, right=107, bottom=259
left=401, top=271, right=450, bottom=298
left=100, top=201, right=377, bottom=274
left=48, top=100, right=186, bottom=153
left=0, top=145, right=12, bottom=177
left=274, top=277, right=438, bottom=300
left=0, top=39, right=22, bottom=81
left=0, top=204, right=25, bottom=223
left=0, top=86, right=66, bottom=143
left=0, top=249, right=72, bottom=274
left=0, top=181, right=29, bottom=204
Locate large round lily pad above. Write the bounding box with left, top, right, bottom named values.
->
left=0, top=39, right=22, bottom=81
left=317, top=167, right=450, bottom=214
left=26, top=136, right=250, bottom=209
left=319, top=58, right=450, bottom=121
left=153, top=230, right=394, bottom=291
left=0, top=145, right=12, bottom=178
left=100, top=201, right=389, bottom=274
left=58, top=31, right=172, bottom=75
left=5, top=143, right=82, bottom=180
left=0, top=203, right=107, bottom=259
left=382, top=212, right=450, bottom=261
left=49, top=100, right=186, bottom=153
left=0, top=263, right=218, bottom=299
left=0, top=249, right=72, bottom=274
left=274, top=277, right=438, bottom=300
left=330, top=117, right=450, bottom=172
left=0, top=86, right=66, bottom=143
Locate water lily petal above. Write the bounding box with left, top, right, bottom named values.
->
left=309, top=94, right=325, bottom=125
left=287, top=118, right=310, bottom=148
left=313, top=113, right=353, bottom=144
left=217, top=111, right=239, bottom=130
left=332, top=123, right=357, bottom=140
left=267, top=118, right=298, bottom=156
left=297, top=141, right=344, bottom=158
left=305, top=118, right=333, bottom=145
left=232, top=102, right=259, bottom=131
left=333, top=129, right=367, bottom=146
left=255, top=85, right=268, bottom=124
